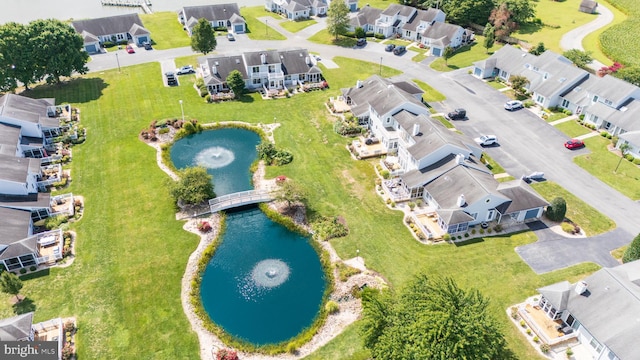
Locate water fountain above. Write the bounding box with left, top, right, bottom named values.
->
left=194, top=146, right=235, bottom=169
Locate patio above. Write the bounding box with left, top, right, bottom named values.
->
left=33, top=318, right=62, bottom=342
left=351, top=138, right=387, bottom=159
left=413, top=212, right=446, bottom=241
left=517, top=298, right=578, bottom=347
left=50, top=193, right=75, bottom=216
left=329, top=96, right=350, bottom=113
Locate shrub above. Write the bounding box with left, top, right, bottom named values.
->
left=520, top=320, right=526, bottom=327
left=312, top=216, right=349, bottom=241
left=633, top=158, right=640, bottom=165
left=216, top=348, right=238, bottom=360
left=479, top=228, right=485, bottom=234
left=526, top=328, right=532, bottom=335
left=566, top=347, right=573, bottom=358
left=579, top=114, right=585, bottom=120
left=561, top=222, right=575, bottom=234
left=540, top=343, right=550, bottom=353
left=623, top=233, right=640, bottom=263
left=158, top=127, right=169, bottom=134
left=380, top=170, right=390, bottom=179
left=408, top=202, right=416, bottom=210
left=493, top=224, right=503, bottom=232
left=523, top=99, right=535, bottom=108
left=533, top=336, right=540, bottom=343
left=390, top=201, right=396, bottom=208
left=471, top=229, right=476, bottom=234
left=29, top=266, right=36, bottom=272
left=286, top=342, right=297, bottom=354
left=546, top=197, right=567, bottom=222
left=625, top=154, right=634, bottom=162
left=63, top=321, right=75, bottom=333
left=19, top=268, right=27, bottom=274
left=443, top=233, right=451, bottom=241
left=325, top=300, right=339, bottom=314
left=464, top=233, right=469, bottom=238
left=45, top=215, right=69, bottom=230
left=563, top=109, right=572, bottom=115
left=510, top=306, right=519, bottom=319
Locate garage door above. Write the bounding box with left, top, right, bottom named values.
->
left=85, top=44, right=97, bottom=53
left=138, top=36, right=148, bottom=44
left=350, top=4, right=357, bottom=11
left=234, top=24, right=244, bottom=33
left=524, top=209, right=539, bottom=220
left=432, top=48, right=441, bottom=56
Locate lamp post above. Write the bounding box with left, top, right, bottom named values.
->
left=116, top=45, right=121, bottom=72
left=179, top=100, right=185, bottom=122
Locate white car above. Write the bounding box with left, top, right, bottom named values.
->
left=175, top=65, right=195, bottom=75
left=504, top=100, right=523, bottom=111
left=474, top=135, right=498, bottom=146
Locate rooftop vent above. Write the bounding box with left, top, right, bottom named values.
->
left=260, top=53, right=267, bottom=64
left=575, top=281, right=588, bottom=295
left=235, top=58, right=240, bottom=64
left=356, top=80, right=363, bottom=88
left=621, top=106, right=628, bottom=112
left=559, top=77, right=566, bottom=82
left=457, top=194, right=466, bottom=207
left=214, top=61, right=219, bottom=66
left=412, top=123, right=420, bottom=136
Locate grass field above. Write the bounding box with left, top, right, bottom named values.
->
left=140, top=12, right=191, bottom=50
left=430, top=36, right=502, bottom=72
left=279, top=18, right=317, bottom=33
left=599, top=0, right=640, bottom=67
left=241, top=6, right=287, bottom=41
left=411, top=78, right=446, bottom=103
left=582, top=0, right=628, bottom=65
left=308, top=29, right=358, bottom=47
left=554, top=120, right=593, bottom=138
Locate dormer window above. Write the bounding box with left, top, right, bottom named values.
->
left=543, top=73, right=548, bottom=80
left=592, top=95, right=599, bottom=103
left=604, top=99, right=613, bottom=106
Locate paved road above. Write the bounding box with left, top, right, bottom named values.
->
left=85, top=17, right=640, bottom=273
left=560, top=3, right=615, bottom=70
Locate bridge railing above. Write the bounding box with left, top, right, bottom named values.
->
left=208, top=190, right=274, bottom=213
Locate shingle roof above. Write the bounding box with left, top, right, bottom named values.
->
left=182, top=4, right=241, bottom=23
left=0, top=123, right=21, bottom=157
left=341, top=76, right=425, bottom=117
left=436, top=209, right=474, bottom=225
left=349, top=6, right=383, bottom=28
left=0, top=94, right=55, bottom=125
left=72, top=13, right=146, bottom=38
left=244, top=50, right=281, bottom=67
left=278, top=48, right=318, bottom=75
left=421, top=22, right=460, bottom=42
left=425, top=165, right=506, bottom=209
left=381, top=4, right=415, bottom=17
left=402, top=8, right=442, bottom=32
left=619, top=130, right=640, bottom=144
left=585, top=74, right=639, bottom=105
left=199, top=55, right=248, bottom=86
left=0, top=207, right=31, bottom=246
left=0, top=192, right=51, bottom=210
left=496, top=179, right=549, bottom=213
left=0, top=312, right=34, bottom=341
left=0, top=154, right=40, bottom=183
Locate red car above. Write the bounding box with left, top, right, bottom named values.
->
left=126, top=45, right=135, bottom=54
left=564, top=139, right=584, bottom=149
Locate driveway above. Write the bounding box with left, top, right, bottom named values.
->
left=560, top=3, right=614, bottom=70
left=84, top=21, right=640, bottom=274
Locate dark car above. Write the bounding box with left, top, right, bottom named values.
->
left=385, top=44, right=396, bottom=52
left=165, top=72, right=177, bottom=86
left=356, top=38, right=366, bottom=47
left=393, top=46, right=406, bottom=55
left=143, top=42, right=152, bottom=50
left=564, top=139, right=584, bottom=149
left=446, top=108, right=466, bottom=120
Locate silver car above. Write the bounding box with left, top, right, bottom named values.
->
left=504, top=100, right=523, bottom=111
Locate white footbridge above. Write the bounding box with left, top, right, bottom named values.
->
left=208, top=189, right=274, bottom=213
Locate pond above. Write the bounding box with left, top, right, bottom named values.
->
left=171, top=128, right=326, bottom=345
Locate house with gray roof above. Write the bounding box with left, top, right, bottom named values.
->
left=351, top=4, right=446, bottom=40
left=198, top=48, right=323, bottom=95
left=348, top=5, right=383, bottom=33
left=400, top=7, right=446, bottom=41
left=420, top=22, right=472, bottom=57
left=266, top=0, right=328, bottom=19
left=0, top=312, right=34, bottom=341
left=72, top=13, right=150, bottom=53
left=178, top=3, right=246, bottom=35
left=533, top=261, right=640, bottom=360
left=579, top=0, right=598, bottom=13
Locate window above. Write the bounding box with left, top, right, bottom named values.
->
left=252, top=78, right=261, bottom=84
left=116, top=33, right=124, bottom=40
left=487, top=209, right=495, bottom=221
left=589, top=338, right=603, bottom=353
left=500, top=70, right=508, bottom=78
left=592, top=95, right=599, bottom=102
left=562, top=99, right=570, bottom=108
left=605, top=99, right=613, bottom=106
left=536, top=95, right=545, bottom=104
left=252, top=66, right=259, bottom=73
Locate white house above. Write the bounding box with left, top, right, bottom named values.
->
left=178, top=3, right=246, bottom=34
left=420, top=22, right=473, bottom=57
left=71, top=13, right=151, bottom=52
left=266, top=0, right=327, bottom=19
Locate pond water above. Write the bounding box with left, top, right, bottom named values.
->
left=170, top=128, right=326, bottom=345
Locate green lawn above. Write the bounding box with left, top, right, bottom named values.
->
left=487, top=80, right=509, bottom=90
left=611, top=245, right=627, bottom=260
left=241, top=6, right=287, bottom=41
left=599, top=0, right=640, bottom=67
left=279, top=18, right=317, bottom=33
left=308, top=29, right=358, bottom=47
left=411, top=78, right=446, bottom=102
left=574, top=136, right=640, bottom=200
left=140, top=12, right=191, bottom=50
left=430, top=36, right=502, bottom=72
left=358, top=0, right=393, bottom=10
left=530, top=182, right=615, bottom=236
left=0, top=55, right=601, bottom=360
left=554, top=120, right=592, bottom=138
left=583, top=0, right=628, bottom=65
left=545, top=112, right=569, bottom=122
left=482, top=154, right=506, bottom=175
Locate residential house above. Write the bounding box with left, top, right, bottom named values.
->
left=178, top=4, right=246, bottom=35
left=265, top=0, right=327, bottom=19
left=579, top=0, right=598, bottom=14
left=420, top=22, right=473, bottom=56
left=374, top=4, right=420, bottom=38
left=399, top=7, right=446, bottom=42
left=530, top=260, right=640, bottom=360
left=341, top=76, right=548, bottom=235
left=0, top=313, right=63, bottom=356
left=198, top=48, right=323, bottom=94
left=329, top=0, right=358, bottom=12
left=348, top=5, right=383, bottom=33
left=71, top=13, right=151, bottom=53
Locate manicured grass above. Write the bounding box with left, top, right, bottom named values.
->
left=514, top=0, right=595, bottom=53
left=325, top=57, right=401, bottom=85
left=574, top=136, right=640, bottom=200
left=554, top=120, right=592, bottom=138
left=583, top=0, right=628, bottom=65
left=280, top=18, right=317, bottom=33
left=384, top=39, right=412, bottom=47
left=432, top=115, right=454, bottom=129
left=530, top=181, right=615, bottom=236
left=430, top=36, right=502, bottom=72
left=481, top=153, right=506, bottom=175
left=545, top=112, right=569, bottom=122
left=411, top=78, right=446, bottom=103
left=140, top=12, right=191, bottom=50
left=358, top=0, right=393, bottom=10
left=599, top=0, right=640, bottom=67
left=411, top=53, right=428, bottom=63
left=611, top=245, right=627, bottom=260
left=308, top=29, right=358, bottom=47
left=497, top=175, right=516, bottom=182
left=487, top=80, right=508, bottom=90
left=241, top=6, right=287, bottom=41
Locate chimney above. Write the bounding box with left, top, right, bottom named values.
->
left=211, top=66, right=217, bottom=74
left=356, top=80, right=363, bottom=88
left=305, top=56, right=311, bottom=65
left=457, top=194, right=466, bottom=207
left=575, top=281, right=588, bottom=295
left=260, top=53, right=267, bottom=64
left=412, top=123, right=420, bottom=136
left=455, top=153, right=464, bottom=165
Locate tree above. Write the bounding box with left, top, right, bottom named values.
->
left=29, top=19, right=89, bottom=85
left=354, top=27, right=366, bottom=39
left=622, top=233, right=640, bottom=263
left=169, top=166, right=215, bottom=205
left=226, top=70, right=245, bottom=99
left=0, top=271, right=23, bottom=302
left=490, top=2, right=517, bottom=38
left=191, top=18, right=217, bottom=55
left=442, top=0, right=495, bottom=26
left=442, top=46, right=455, bottom=66
left=562, top=49, right=593, bottom=69
left=529, top=42, right=546, bottom=56
left=0, top=22, right=38, bottom=91
left=482, top=23, right=495, bottom=53
left=362, top=274, right=508, bottom=359
left=327, top=0, right=350, bottom=40
left=614, top=66, right=640, bottom=86
left=545, top=197, right=567, bottom=222
left=509, top=75, right=529, bottom=95
left=274, top=180, right=306, bottom=209
left=615, top=142, right=632, bottom=173
left=500, top=0, right=537, bottom=25
left=360, top=288, right=392, bottom=350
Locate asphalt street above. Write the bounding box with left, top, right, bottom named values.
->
left=84, top=17, right=640, bottom=273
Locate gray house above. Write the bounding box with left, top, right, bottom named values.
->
left=0, top=312, right=34, bottom=341
left=536, top=261, right=640, bottom=360
left=178, top=3, right=246, bottom=35
left=579, top=0, right=598, bottom=13
left=72, top=13, right=151, bottom=53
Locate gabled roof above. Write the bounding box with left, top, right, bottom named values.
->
left=129, top=23, right=150, bottom=36
left=244, top=50, right=281, bottom=67
left=181, top=3, right=241, bottom=23
left=402, top=8, right=443, bottom=32
left=539, top=261, right=640, bottom=359
left=421, top=22, right=461, bottom=42
left=620, top=130, right=640, bottom=144
left=538, top=280, right=571, bottom=310
left=341, top=76, right=425, bottom=117
left=381, top=4, right=415, bottom=17
left=0, top=192, right=51, bottom=210
left=0, top=123, right=21, bottom=157
left=0, top=207, right=31, bottom=246
left=72, top=13, right=146, bottom=38
left=424, top=164, right=507, bottom=209
left=278, top=48, right=319, bottom=75
left=579, top=0, right=598, bottom=12
left=496, top=179, right=549, bottom=213
left=608, top=99, right=640, bottom=132
left=0, top=94, right=55, bottom=125
left=285, top=0, right=308, bottom=12
left=436, top=209, right=474, bottom=225
left=402, top=114, right=478, bottom=160
left=349, top=6, right=383, bottom=28
left=80, top=30, right=99, bottom=43
left=0, top=312, right=34, bottom=341
left=199, top=54, right=248, bottom=86
left=585, top=74, right=639, bottom=105
left=0, top=154, right=40, bottom=183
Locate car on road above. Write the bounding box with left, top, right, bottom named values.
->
left=393, top=46, right=406, bottom=55
left=126, top=44, right=135, bottom=54
left=564, top=139, right=584, bottom=149
left=445, top=108, right=466, bottom=120
left=504, top=100, right=523, bottom=111
left=356, top=38, right=367, bottom=47
left=385, top=44, right=396, bottom=52
left=143, top=42, right=152, bottom=50
left=165, top=72, right=177, bottom=86
left=474, top=135, right=498, bottom=146
left=227, top=33, right=235, bottom=41
left=176, top=65, right=195, bottom=75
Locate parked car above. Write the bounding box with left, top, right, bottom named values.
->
left=385, top=44, right=396, bottom=52
left=227, top=33, right=235, bottom=41
left=165, top=72, right=177, bottom=86
left=564, top=139, right=584, bottom=149
left=474, top=135, right=498, bottom=146
left=143, top=42, right=152, bottom=50
left=126, top=44, right=135, bottom=54
left=504, top=100, right=523, bottom=111
left=446, top=108, right=466, bottom=120
left=522, top=171, right=545, bottom=182
left=176, top=65, right=195, bottom=75
left=356, top=38, right=366, bottom=47
left=393, top=46, right=406, bottom=55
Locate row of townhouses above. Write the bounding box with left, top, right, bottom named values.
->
left=0, top=94, right=73, bottom=272
left=340, top=76, right=549, bottom=237
left=474, top=45, right=640, bottom=158
left=265, top=0, right=359, bottom=19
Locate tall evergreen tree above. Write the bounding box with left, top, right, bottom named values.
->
left=0, top=271, right=24, bottom=303
left=191, top=18, right=217, bottom=55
